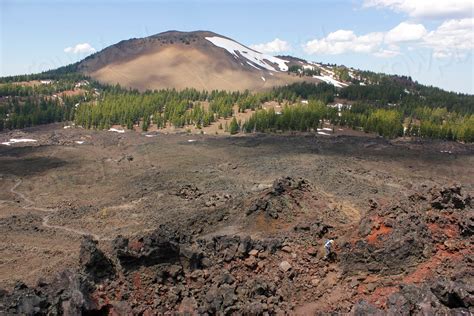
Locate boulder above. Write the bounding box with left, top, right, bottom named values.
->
left=431, top=279, right=474, bottom=308
left=79, top=235, right=116, bottom=282
left=430, top=185, right=471, bottom=210
left=279, top=261, right=292, bottom=272
left=459, top=210, right=474, bottom=237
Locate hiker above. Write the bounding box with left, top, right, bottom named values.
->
left=324, top=239, right=334, bottom=259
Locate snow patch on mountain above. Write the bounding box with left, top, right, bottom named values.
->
left=205, top=36, right=289, bottom=72
left=313, top=75, right=348, bottom=88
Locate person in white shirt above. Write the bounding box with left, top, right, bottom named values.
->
left=324, top=239, right=334, bottom=259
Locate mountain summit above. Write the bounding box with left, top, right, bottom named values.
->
left=78, top=31, right=316, bottom=91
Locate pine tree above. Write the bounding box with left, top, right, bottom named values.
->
left=229, top=117, right=239, bottom=135
left=142, top=117, right=150, bottom=132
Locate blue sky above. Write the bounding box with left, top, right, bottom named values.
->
left=1, top=0, right=473, bottom=93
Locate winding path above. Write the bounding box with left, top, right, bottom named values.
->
left=4, top=176, right=110, bottom=241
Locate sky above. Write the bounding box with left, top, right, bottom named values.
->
left=1, top=0, right=473, bottom=94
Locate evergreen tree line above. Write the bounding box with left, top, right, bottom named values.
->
left=339, top=108, right=403, bottom=138
left=0, top=95, right=80, bottom=131
left=405, top=111, right=474, bottom=142
left=241, top=100, right=473, bottom=142
left=269, top=82, right=336, bottom=104
left=72, top=83, right=338, bottom=133
left=241, top=100, right=338, bottom=133
left=73, top=88, right=253, bottom=131
left=240, top=101, right=402, bottom=138
left=1, top=72, right=472, bottom=142
left=339, top=74, right=474, bottom=115
left=339, top=104, right=473, bottom=142
left=0, top=80, right=79, bottom=97
left=0, top=76, right=93, bottom=131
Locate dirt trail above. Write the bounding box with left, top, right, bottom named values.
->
left=6, top=176, right=110, bottom=241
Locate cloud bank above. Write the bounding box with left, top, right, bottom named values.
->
left=303, top=18, right=473, bottom=59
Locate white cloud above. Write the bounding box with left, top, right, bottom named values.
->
left=363, top=0, right=473, bottom=19
left=250, top=38, right=291, bottom=54
left=326, top=30, right=356, bottom=41
left=303, top=30, right=384, bottom=55
left=303, top=18, right=473, bottom=60
left=423, top=18, right=474, bottom=59
left=385, top=22, right=427, bottom=43
left=355, top=32, right=385, bottom=52
left=64, top=43, right=96, bottom=54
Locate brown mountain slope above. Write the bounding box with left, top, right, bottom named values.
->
left=78, top=31, right=318, bottom=91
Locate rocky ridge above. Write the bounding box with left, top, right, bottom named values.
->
left=1, top=180, right=472, bottom=314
